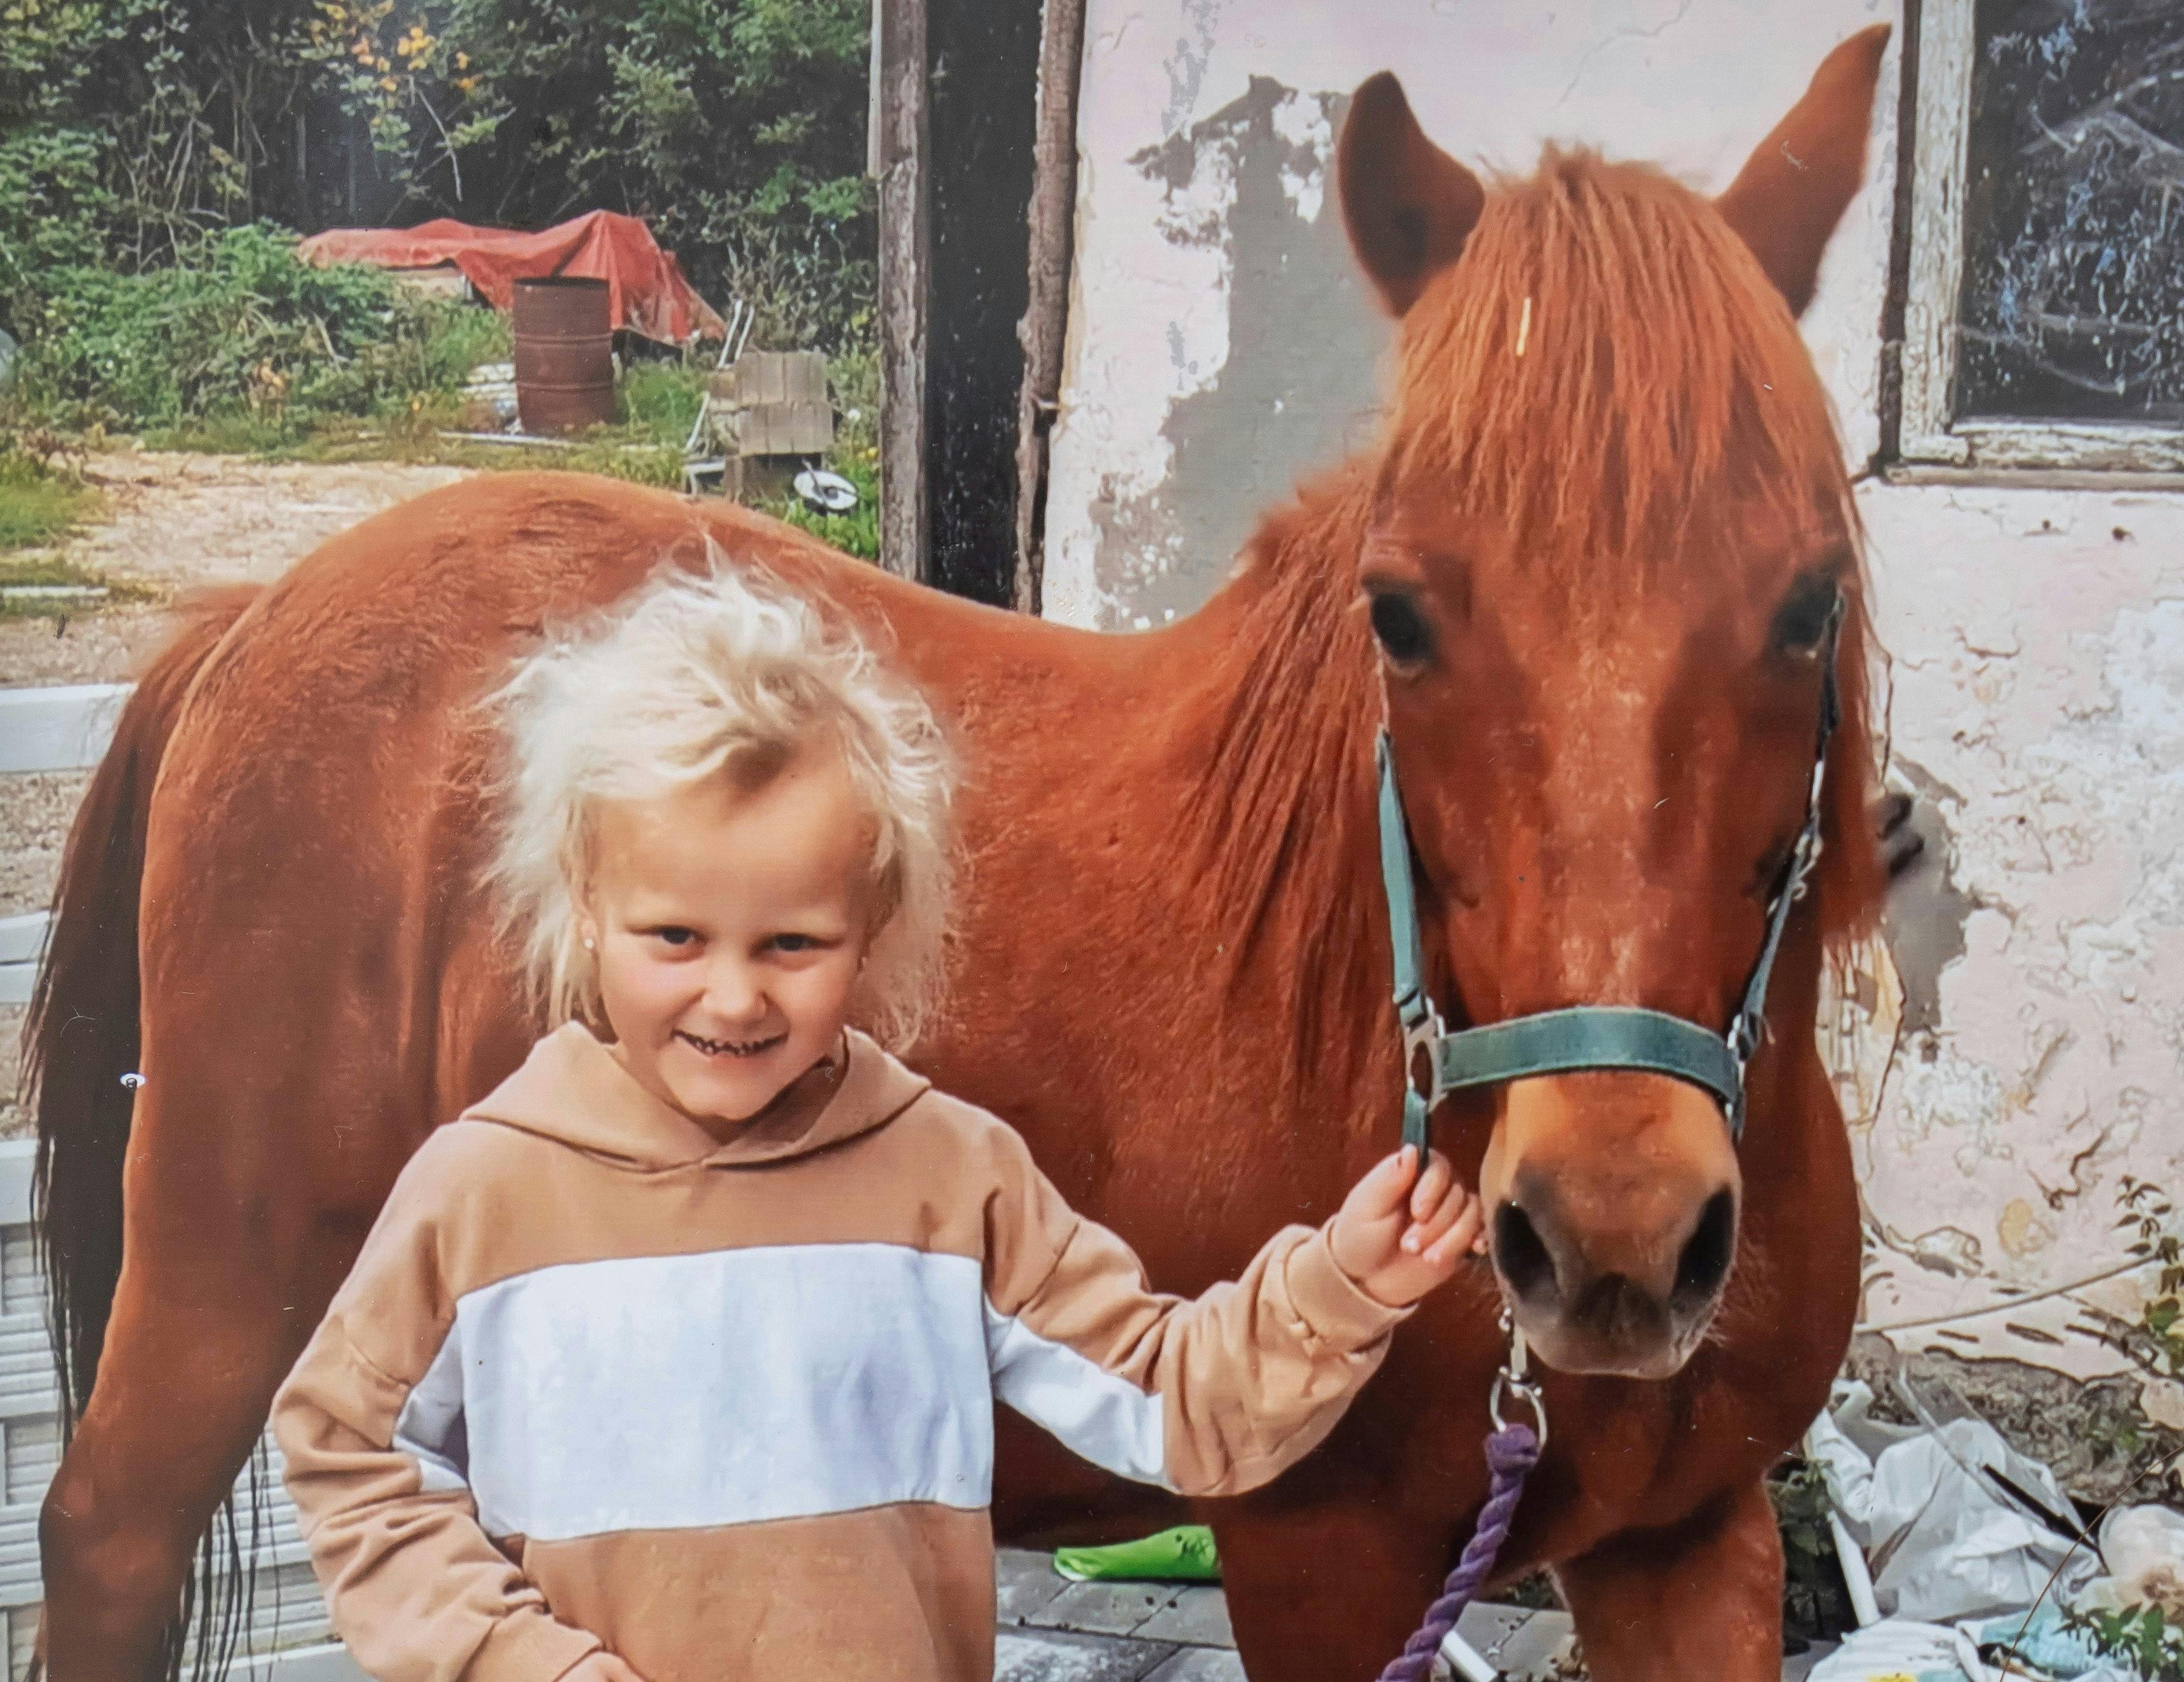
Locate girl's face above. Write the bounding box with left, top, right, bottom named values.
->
left=579, top=744, right=878, bottom=1134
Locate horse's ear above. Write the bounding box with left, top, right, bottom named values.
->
left=1338, top=72, right=1485, bottom=316
left=1715, top=24, right=1891, bottom=318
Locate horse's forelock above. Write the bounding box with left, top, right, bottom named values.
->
left=1384, top=147, right=1852, bottom=580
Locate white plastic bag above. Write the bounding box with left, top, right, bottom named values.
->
left=1805, top=1381, right=2100, bottom=1625
left=1805, top=1617, right=1990, bottom=1682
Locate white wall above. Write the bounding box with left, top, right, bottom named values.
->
left=1046, top=0, right=2184, bottom=1434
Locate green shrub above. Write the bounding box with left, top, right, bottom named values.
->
left=1, top=0, right=877, bottom=360
left=617, top=360, right=709, bottom=448
left=8, top=224, right=504, bottom=432
left=2067, top=1603, right=2184, bottom=1682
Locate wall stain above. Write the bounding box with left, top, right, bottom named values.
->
left=1882, top=755, right=1983, bottom=1047
left=1095, top=76, right=1388, bottom=627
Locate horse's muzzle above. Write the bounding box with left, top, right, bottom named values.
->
left=1480, top=1073, right=1743, bottom=1378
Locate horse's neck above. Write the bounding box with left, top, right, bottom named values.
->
left=1127, top=509, right=1396, bottom=1139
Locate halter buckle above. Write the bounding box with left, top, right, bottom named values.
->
left=1402, top=1004, right=1449, bottom=1113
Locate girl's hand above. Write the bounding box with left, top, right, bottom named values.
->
left=1330, top=1146, right=1486, bottom=1307
left=563, top=1655, right=648, bottom=1682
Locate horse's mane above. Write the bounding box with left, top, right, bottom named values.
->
left=1188, top=147, right=1883, bottom=1068
left=1174, top=471, right=1388, bottom=1108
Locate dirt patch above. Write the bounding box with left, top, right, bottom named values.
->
left=1, top=771, right=92, bottom=917
left=0, top=450, right=469, bottom=687
left=0, top=1011, right=25, bottom=1139
left=54, top=448, right=470, bottom=592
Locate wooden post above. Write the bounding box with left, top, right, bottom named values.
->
left=1010, top=0, right=1087, bottom=617
left=876, top=0, right=930, bottom=584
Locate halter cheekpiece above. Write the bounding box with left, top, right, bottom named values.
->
left=1377, top=598, right=1844, bottom=1150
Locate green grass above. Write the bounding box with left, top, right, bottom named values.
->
left=617, top=360, right=709, bottom=446
left=773, top=445, right=878, bottom=560
left=0, top=452, right=102, bottom=551
left=0, top=551, right=152, bottom=620
left=140, top=393, right=693, bottom=489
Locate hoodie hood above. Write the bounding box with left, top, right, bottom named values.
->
left=462, top=1022, right=932, bottom=1171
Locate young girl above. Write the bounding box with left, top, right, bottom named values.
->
left=272, top=559, right=1484, bottom=1682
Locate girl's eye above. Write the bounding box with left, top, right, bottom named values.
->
left=653, top=927, right=698, bottom=949
left=770, top=934, right=818, bottom=953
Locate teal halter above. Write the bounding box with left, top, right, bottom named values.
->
left=1377, top=603, right=1842, bottom=1150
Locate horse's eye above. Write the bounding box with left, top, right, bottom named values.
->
left=1772, top=574, right=1840, bottom=658
left=1369, top=590, right=1435, bottom=668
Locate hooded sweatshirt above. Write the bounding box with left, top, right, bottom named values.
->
left=272, top=1023, right=1410, bottom=1682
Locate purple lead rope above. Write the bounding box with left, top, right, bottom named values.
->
left=1377, top=1421, right=1543, bottom=1682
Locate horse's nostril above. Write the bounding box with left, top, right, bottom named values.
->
left=1494, top=1201, right=1556, bottom=1302
left=1673, top=1189, right=1738, bottom=1307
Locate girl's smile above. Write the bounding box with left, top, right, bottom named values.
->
left=578, top=741, right=879, bottom=1141
left=674, top=1029, right=789, bottom=1060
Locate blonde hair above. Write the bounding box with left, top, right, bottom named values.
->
left=483, top=551, right=956, bottom=1047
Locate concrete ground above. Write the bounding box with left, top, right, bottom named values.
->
left=993, top=1549, right=1842, bottom=1681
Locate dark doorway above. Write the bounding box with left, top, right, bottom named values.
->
left=920, top=0, right=1040, bottom=606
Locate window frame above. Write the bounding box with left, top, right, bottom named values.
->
left=1899, top=0, right=2184, bottom=474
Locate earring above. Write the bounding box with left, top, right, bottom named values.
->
left=582, top=936, right=596, bottom=951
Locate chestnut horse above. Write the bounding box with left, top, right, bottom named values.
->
left=25, top=28, right=1891, bottom=1682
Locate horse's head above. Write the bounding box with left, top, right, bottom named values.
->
left=1336, top=29, right=1891, bottom=1378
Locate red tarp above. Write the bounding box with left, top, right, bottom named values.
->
left=297, top=211, right=727, bottom=345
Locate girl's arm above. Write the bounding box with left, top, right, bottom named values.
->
left=271, top=1148, right=606, bottom=1682
left=981, top=1134, right=1480, bottom=1499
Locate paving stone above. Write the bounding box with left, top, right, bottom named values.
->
left=994, top=1626, right=1177, bottom=1682
left=1132, top=1585, right=1233, bottom=1647
left=996, top=1547, right=1073, bottom=1625
left=1486, top=1609, right=1576, bottom=1680
left=995, top=1564, right=1819, bottom=1681
left=1023, top=1578, right=1188, bottom=1637
left=1451, top=1601, right=1534, bottom=1657
left=1141, top=1648, right=1247, bottom=1682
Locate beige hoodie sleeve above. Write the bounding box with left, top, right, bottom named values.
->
left=981, top=1124, right=1410, bottom=1498
left=271, top=1140, right=605, bottom=1682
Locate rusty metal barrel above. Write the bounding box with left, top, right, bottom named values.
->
left=512, top=277, right=614, bottom=434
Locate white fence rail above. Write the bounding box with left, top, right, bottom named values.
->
left=3, top=685, right=364, bottom=1677
left=1, top=684, right=131, bottom=1007
left=0, top=685, right=130, bottom=777
left=0, top=917, right=41, bottom=1009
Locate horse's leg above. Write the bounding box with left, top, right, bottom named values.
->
left=1210, top=1498, right=1457, bottom=1682
left=40, top=1306, right=308, bottom=1679
left=1555, top=1481, right=1783, bottom=1682
left=36, top=1073, right=365, bottom=1682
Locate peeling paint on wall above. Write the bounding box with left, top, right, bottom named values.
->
left=1083, top=77, right=1384, bottom=628
left=1854, top=488, right=2184, bottom=1387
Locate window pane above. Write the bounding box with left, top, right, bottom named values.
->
left=1957, top=0, right=2184, bottom=426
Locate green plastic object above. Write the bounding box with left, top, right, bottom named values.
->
left=1052, top=1525, right=1221, bottom=1584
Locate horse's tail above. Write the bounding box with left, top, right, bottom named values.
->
left=25, top=585, right=261, bottom=1429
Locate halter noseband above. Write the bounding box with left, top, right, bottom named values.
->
left=1378, top=600, right=1843, bottom=1150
